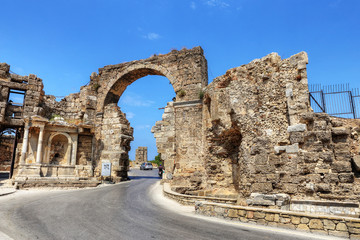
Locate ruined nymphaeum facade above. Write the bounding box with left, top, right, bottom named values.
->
left=1, top=47, right=360, bottom=217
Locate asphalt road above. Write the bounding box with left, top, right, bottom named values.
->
left=0, top=169, right=338, bottom=240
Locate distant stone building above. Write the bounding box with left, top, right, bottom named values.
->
left=135, top=147, right=147, bottom=165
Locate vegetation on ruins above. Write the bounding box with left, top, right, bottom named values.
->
left=177, top=89, right=186, bottom=98
left=198, top=90, right=204, bottom=100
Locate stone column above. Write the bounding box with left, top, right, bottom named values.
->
left=35, top=126, right=44, bottom=164
left=20, top=124, right=30, bottom=164
left=71, top=134, right=78, bottom=166
left=67, top=139, right=72, bottom=165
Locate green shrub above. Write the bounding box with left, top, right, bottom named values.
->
left=177, top=89, right=186, bottom=98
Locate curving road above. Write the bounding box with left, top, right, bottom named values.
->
left=0, top=169, right=336, bottom=240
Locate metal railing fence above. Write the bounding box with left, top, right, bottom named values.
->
left=309, top=84, right=359, bottom=119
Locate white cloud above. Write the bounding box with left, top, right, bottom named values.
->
left=204, top=0, right=229, bottom=8
left=135, top=125, right=151, bottom=130
left=126, top=112, right=135, bottom=119
left=143, top=32, right=161, bottom=40
left=120, top=94, right=155, bottom=107
left=190, top=1, right=196, bottom=10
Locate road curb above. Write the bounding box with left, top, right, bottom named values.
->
left=0, top=189, right=16, bottom=197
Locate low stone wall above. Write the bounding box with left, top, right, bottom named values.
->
left=291, top=200, right=360, bottom=218
left=14, top=178, right=101, bottom=189
left=195, top=201, right=360, bottom=239
left=163, top=183, right=236, bottom=205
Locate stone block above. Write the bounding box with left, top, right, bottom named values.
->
left=291, top=216, right=301, bottom=225
left=289, top=132, right=304, bottom=144
left=256, top=219, right=267, bottom=225
left=297, top=224, right=310, bottom=231
left=287, top=124, right=307, bottom=132
left=347, top=222, right=360, bottom=228
left=309, top=219, right=323, bottom=229
left=329, top=231, right=349, bottom=238
left=320, top=152, right=333, bottom=162
left=314, top=120, right=327, bottom=130
left=332, top=127, right=350, bottom=136
left=227, top=209, right=238, bottom=218
left=301, top=217, right=310, bottom=224
left=280, top=217, right=291, bottom=224
left=336, top=222, right=348, bottom=231
left=323, top=219, right=336, bottom=230
left=350, top=234, right=360, bottom=240
left=247, top=211, right=254, bottom=219
left=315, top=183, right=331, bottom=193
left=274, top=146, right=287, bottom=154
left=250, top=183, right=273, bottom=193
left=347, top=225, right=360, bottom=235
left=283, top=183, right=297, bottom=193
left=253, top=212, right=266, bottom=219
left=339, top=173, right=355, bottom=183
left=335, top=150, right=352, bottom=162
left=332, top=161, right=352, bottom=173
left=238, top=210, right=246, bottom=217
left=316, top=131, right=332, bottom=142
left=265, top=213, right=275, bottom=222
left=286, top=143, right=299, bottom=153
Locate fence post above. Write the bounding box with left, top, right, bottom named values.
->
left=350, top=91, right=356, bottom=119
left=321, top=90, right=326, bottom=113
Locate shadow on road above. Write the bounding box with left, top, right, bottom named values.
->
left=129, top=176, right=161, bottom=180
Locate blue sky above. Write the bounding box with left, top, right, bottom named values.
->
left=1, top=0, right=359, bottom=160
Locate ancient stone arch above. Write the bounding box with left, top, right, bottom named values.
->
left=86, top=47, right=208, bottom=181
left=99, top=63, right=178, bottom=111
left=95, top=46, right=208, bottom=113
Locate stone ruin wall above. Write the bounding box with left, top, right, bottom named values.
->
left=135, top=147, right=148, bottom=165
left=97, top=103, right=133, bottom=180
left=0, top=134, right=14, bottom=171
left=152, top=102, right=176, bottom=174
left=153, top=51, right=360, bottom=205
left=201, top=52, right=311, bottom=199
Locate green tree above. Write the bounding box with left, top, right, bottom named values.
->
left=154, top=153, right=162, bottom=166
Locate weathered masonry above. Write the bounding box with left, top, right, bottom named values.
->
left=1, top=47, right=360, bottom=218
left=134, top=147, right=148, bottom=165
left=0, top=47, right=207, bottom=186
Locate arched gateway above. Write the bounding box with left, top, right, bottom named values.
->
left=92, top=47, right=208, bottom=181
left=0, top=46, right=208, bottom=185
